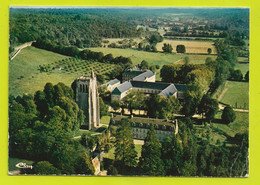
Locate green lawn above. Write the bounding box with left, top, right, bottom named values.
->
left=218, top=81, right=249, bottom=109
left=100, top=116, right=111, bottom=125
left=8, top=157, right=34, bottom=171
left=103, top=144, right=143, bottom=161
left=234, top=62, right=249, bottom=76
left=212, top=111, right=249, bottom=137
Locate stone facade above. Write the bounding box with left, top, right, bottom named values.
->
left=110, top=115, right=178, bottom=142
left=75, top=71, right=100, bottom=130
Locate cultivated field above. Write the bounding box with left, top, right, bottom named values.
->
left=218, top=81, right=249, bottom=110
left=156, top=39, right=217, bottom=54
left=101, top=38, right=217, bottom=54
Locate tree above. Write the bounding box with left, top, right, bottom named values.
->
left=245, top=71, right=249, bottom=82
left=107, top=165, right=118, bottom=175
left=34, top=90, right=48, bottom=118
left=230, top=69, right=243, bottom=81
left=114, top=119, right=137, bottom=169
left=208, top=48, right=212, bottom=54
left=161, top=135, right=183, bottom=176
left=99, top=97, right=108, bottom=117
left=122, top=90, right=146, bottom=115
left=148, top=33, right=163, bottom=44
left=102, top=53, right=114, bottom=63
left=44, top=82, right=55, bottom=107
left=184, top=56, right=190, bottom=65
left=111, top=100, right=120, bottom=112
left=162, top=43, right=173, bottom=53
left=138, top=126, right=165, bottom=176
left=176, top=45, right=186, bottom=53
left=198, top=94, right=219, bottom=122
left=74, top=153, right=95, bottom=175
left=159, top=96, right=181, bottom=120
left=221, top=106, right=236, bottom=124
left=140, top=60, right=149, bottom=70
left=182, top=93, right=197, bottom=117
left=34, top=161, right=61, bottom=175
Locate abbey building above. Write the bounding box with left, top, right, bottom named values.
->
left=75, top=71, right=100, bottom=130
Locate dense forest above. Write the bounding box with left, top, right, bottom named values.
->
left=9, top=8, right=143, bottom=48
left=10, top=8, right=249, bottom=49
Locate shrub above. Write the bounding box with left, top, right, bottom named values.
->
left=222, top=106, right=236, bottom=124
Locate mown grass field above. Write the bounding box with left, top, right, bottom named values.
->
left=9, top=47, right=116, bottom=97
left=218, top=81, right=249, bottom=109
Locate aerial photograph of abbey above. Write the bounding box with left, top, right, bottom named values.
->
left=8, top=7, right=249, bottom=177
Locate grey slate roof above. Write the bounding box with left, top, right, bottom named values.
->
left=133, top=70, right=154, bottom=81
left=112, top=80, right=186, bottom=98
left=159, top=84, right=178, bottom=98
left=104, top=78, right=120, bottom=86
left=112, top=81, right=133, bottom=95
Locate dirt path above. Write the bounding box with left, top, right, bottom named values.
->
left=218, top=86, right=228, bottom=101
left=219, top=103, right=249, bottom=112
left=10, top=41, right=34, bottom=61
left=134, top=139, right=144, bottom=145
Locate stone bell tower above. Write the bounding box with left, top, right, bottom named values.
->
left=75, top=71, right=100, bottom=130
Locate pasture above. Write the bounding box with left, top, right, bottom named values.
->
left=218, top=81, right=249, bottom=110
left=234, top=62, right=249, bottom=76
left=89, top=47, right=216, bottom=66
left=9, top=47, right=117, bottom=97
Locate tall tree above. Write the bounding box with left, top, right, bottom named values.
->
left=176, top=45, right=186, bottom=53
left=139, top=126, right=165, bottom=176
left=198, top=94, right=219, bottom=122
left=114, top=119, right=137, bottom=169
left=74, top=153, right=95, bottom=175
